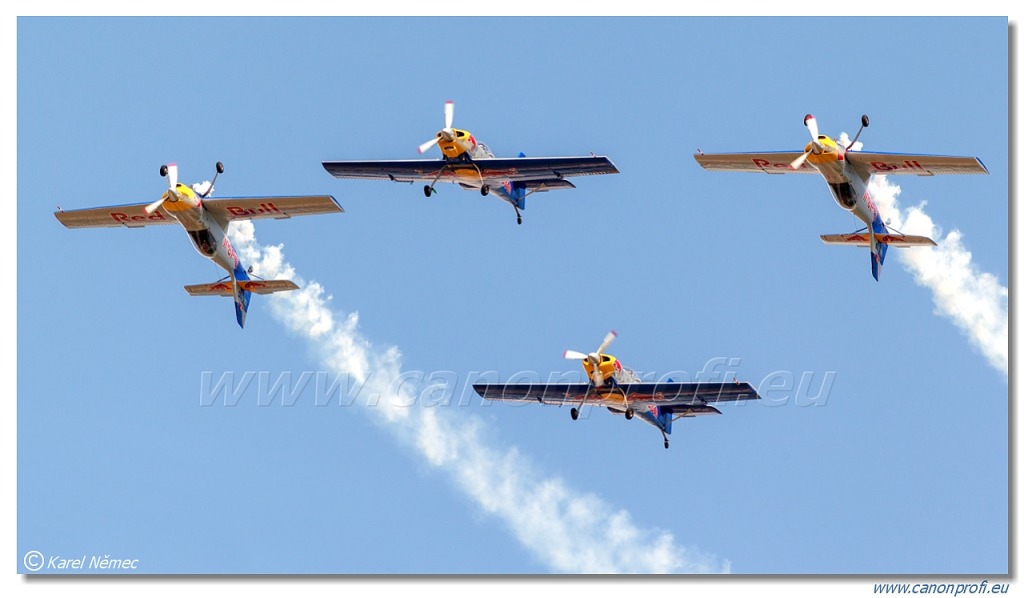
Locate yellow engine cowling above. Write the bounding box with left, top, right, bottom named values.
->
left=438, top=128, right=477, bottom=159
left=583, top=354, right=620, bottom=385
left=161, top=183, right=201, bottom=212
left=805, top=136, right=841, bottom=166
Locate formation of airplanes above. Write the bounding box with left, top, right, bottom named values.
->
left=53, top=104, right=987, bottom=446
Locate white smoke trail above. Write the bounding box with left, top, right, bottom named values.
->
left=229, top=221, right=728, bottom=574
left=869, top=176, right=1008, bottom=377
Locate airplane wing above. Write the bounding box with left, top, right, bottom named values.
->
left=844, top=152, right=989, bottom=176
left=54, top=203, right=177, bottom=228
left=54, top=195, right=342, bottom=228
left=202, top=195, right=343, bottom=222
left=322, top=156, right=619, bottom=184
left=693, top=152, right=816, bottom=174
left=472, top=381, right=760, bottom=408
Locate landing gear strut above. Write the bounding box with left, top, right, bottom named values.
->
left=514, top=204, right=522, bottom=225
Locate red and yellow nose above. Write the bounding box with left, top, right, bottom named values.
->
left=804, top=136, right=841, bottom=165
left=438, top=128, right=474, bottom=159
left=161, top=183, right=200, bottom=212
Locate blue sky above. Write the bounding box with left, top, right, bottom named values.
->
left=12, top=13, right=1011, bottom=590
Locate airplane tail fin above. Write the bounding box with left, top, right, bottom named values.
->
left=183, top=264, right=299, bottom=328
left=233, top=265, right=252, bottom=328
left=501, top=181, right=528, bottom=210
left=654, top=406, right=673, bottom=436
left=819, top=216, right=936, bottom=281
left=869, top=216, right=889, bottom=282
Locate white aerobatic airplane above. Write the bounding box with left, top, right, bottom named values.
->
left=694, top=114, right=988, bottom=280
left=55, top=162, right=343, bottom=327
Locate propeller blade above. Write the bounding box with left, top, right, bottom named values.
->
left=790, top=150, right=811, bottom=170
left=804, top=114, right=819, bottom=140
left=595, top=330, right=617, bottom=355
left=563, top=350, right=589, bottom=360
left=144, top=196, right=166, bottom=214
left=417, top=136, right=440, bottom=154
left=166, top=162, right=178, bottom=189
left=444, top=100, right=454, bottom=130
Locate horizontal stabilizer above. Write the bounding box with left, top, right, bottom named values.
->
left=820, top=233, right=936, bottom=247
left=185, top=279, right=299, bottom=297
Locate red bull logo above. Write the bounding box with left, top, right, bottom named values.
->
left=111, top=211, right=168, bottom=224
left=870, top=160, right=926, bottom=172
left=864, top=192, right=878, bottom=217
left=225, top=202, right=283, bottom=217
left=753, top=158, right=809, bottom=170
left=222, top=237, right=239, bottom=266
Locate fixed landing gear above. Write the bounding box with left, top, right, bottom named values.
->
left=514, top=204, right=522, bottom=225
left=624, top=407, right=634, bottom=420
left=423, top=185, right=434, bottom=197
left=480, top=184, right=490, bottom=196
left=570, top=407, right=579, bottom=421
left=664, top=440, right=670, bottom=449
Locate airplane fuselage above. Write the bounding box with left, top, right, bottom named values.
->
left=804, top=136, right=879, bottom=228
left=160, top=183, right=241, bottom=277
left=436, top=127, right=494, bottom=161
left=582, top=353, right=642, bottom=387
left=430, top=128, right=529, bottom=213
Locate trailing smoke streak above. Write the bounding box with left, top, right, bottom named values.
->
left=869, top=176, right=1008, bottom=377
left=229, top=221, right=728, bottom=573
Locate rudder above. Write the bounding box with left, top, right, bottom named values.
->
left=233, top=263, right=252, bottom=328
left=870, top=215, right=889, bottom=282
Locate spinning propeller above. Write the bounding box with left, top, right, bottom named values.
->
left=417, top=100, right=461, bottom=154
left=789, top=114, right=870, bottom=169
left=564, top=330, right=617, bottom=387
left=789, top=114, right=822, bottom=170
left=145, top=163, right=179, bottom=214
left=144, top=161, right=224, bottom=214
